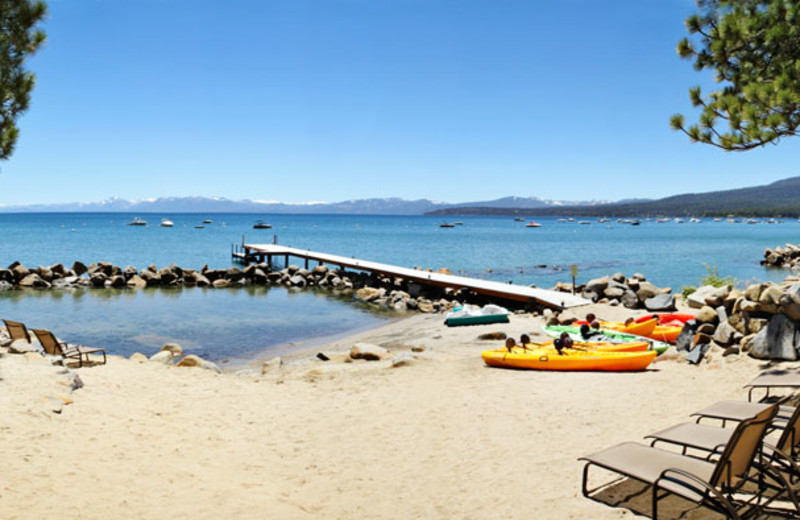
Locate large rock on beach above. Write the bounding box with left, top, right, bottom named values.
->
left=686, top=285, right=717, bottom=309
left=350, top=343, right=392, bottom=361
left=176, top=355, right=222, bottom=373
left=748, top=314, right=800, bottom=361
left=644, top=293, right=675, bottom=312
left=356, top=287, right=383, bottom=302
left=695, top=306, right=718, bottom=324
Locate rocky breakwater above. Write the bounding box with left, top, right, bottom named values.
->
left=761, top=243, right=800, bottom=270
left=0, top=260, right=497, bottom=315
left=681, top=278, right=800, bottom=361
left=552, top=272, right=676, bottom=312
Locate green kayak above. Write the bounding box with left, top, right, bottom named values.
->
left=445, top=313, right=509, bottom=327
left=543, top=325, right=671, bottom=354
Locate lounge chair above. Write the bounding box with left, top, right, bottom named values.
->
left=580, top=403, right=790, bottom=519
left=3, top=319, right=33, bottom=343
left=744, top=369, right=800, bottom=402
left=31, top=329, right=106, bottom=368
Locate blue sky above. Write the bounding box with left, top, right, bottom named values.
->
left=3, top=0, right=799, bottom=205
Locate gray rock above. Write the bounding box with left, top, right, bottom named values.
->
left=289, top=275, right=307, bottom=287
left=636, top=282, right=659, bottom=301
left=696, top=323, right=716, bottom=335
left=695, top=306, right=718, bottom=324
left=0, top=281, right=12, bottom=291
left=644, top=293, right=675, bottom=312
left=713, top=321, right=737, bottom=346
left=632, top=273, right=647, bottom=281
left=72, top=261, right=88, bottom=276
left=621, top=290, right=639, bottom=309
left=686, top=285, right=718, bottom=309
left=584, top=277, right=609, bottom=295
left=748, top=314, right=800, bottom=360
left=19, top=273, right=49, bottom=288
left=716, top=305, right=728, bottom=323
left=604, top=287, right=625, bottom=299
left=675, top=321, right=698, bottom=352
left=611, top=272, right=626, bottom=283
left=744, top=283, right=767, bottom=302
left=686, top=343, right=710, bottom=364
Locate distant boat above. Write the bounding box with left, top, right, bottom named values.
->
left=713, top=218, right=722, bottom=222
left=525, top=222, right=542, bottom=228
left=440, top=223, right=456, bottom=228
left=253, top=221, right=273, bottom=229
left=578, top=220, right=591, bottom=225
left=126, top=217, right=147, bottom=226
left=689, top=218, right=701, bottom=223
left=194, top=225, right=205, bottom=229
left=746, top=218, right=759, bottom=224
left=630, top=220, right=641, bottom=226
left=597, top=218, right=609, bottom=223
left=202, top=219, right=213, bottom=224
left=160, top=218, right=174, bottom=228
left=454, top=221, right=464, bottom=226
left=568, top=218, right=575, bottom=222
left=514, top=217, right=525, bottom=222
left=557, top=218, right=566, bottom=222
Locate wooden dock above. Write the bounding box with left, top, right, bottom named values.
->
left=234, top=244, right=590, bottom=310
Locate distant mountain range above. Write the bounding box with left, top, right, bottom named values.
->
left=428, top=176, right=800, bottom=218
left=0, top=195, right=613, bottom=215
left=4, top=176, right=798, bottom=216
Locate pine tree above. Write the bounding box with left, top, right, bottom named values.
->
left=0, top=0, right=46, bottom=161
left=670, top=0, right=800, bottom=151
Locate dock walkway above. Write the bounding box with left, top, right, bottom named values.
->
left=235, top=244, right=589, bottom=310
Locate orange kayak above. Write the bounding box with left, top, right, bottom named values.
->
left=481, top=348, right=657, bottom=371
left=646, top=325, right=682, bottom=343
left=596, top=318, right=658, bottom=337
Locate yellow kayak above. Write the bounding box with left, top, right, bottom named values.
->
left=520, top=340, right=650, bottom=353
left=481, top=347, right=657, bottom=371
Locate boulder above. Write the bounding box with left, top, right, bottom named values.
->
left=584, top=277, right=609, bottom=295
left=748, top=318, right=768, bottom=335
left=18, top=273, right=49, bottom=288
left=212, top=279, right=230, bottom=288
left=635, top=282, right=659, bottom=301
left=149, top=351, right=175, bottom=364
left=289, top=275, right=307, bottom=287
left=758, top=285, right=784, bottom=306
left=355, top=287, right=383, bottom=302
left=194, top=273, right=211, bottom=287
left=350, top=343, right=392, bottom=361
left=621, top=290, right=639, bottom=309
left=713, top=320, right=737, bottom=347
left=417, top=300, right=434, bottom=313
left=744, top=283, right=766, bottom=302
left=225, top=267, right=243, bottom=282
left=686, top=285, right=718, bottom=309
left=109, top=275, right=126, bottom=288
left=176, top=355, right=222, bottom=373
left=728, top=314, right=748, bottom=335
left=748, top=314, right=800, bottom=360
left=604, top=286, right=625, bottom=299
left=675, top=321, right=698, bottom=352
left=686, top=343, right=710, bottom=364
left=10, top=264, right=28, bottom=281
left=644, top=293, right=676, bottom=312
left=704, top=285, right=731, bottom=307
left=695, top=306, right=718, bottom=324
left=160, top=343, right=183, bottom=357
left=696, top=323, right=716, bottom=335
left=0, top=281, right=12, bottom=291
left=126, top=275, right=147, bottom=288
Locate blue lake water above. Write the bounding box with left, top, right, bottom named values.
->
left=0, top=213, right=796, bottom=361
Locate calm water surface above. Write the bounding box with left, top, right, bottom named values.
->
left=0, top=213, right=797, bottom=361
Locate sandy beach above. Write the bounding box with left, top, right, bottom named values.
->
left=0, top=303, right=788, bottom=519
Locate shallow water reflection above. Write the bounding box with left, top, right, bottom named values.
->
left=0, top=287, right=396, bottom=363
